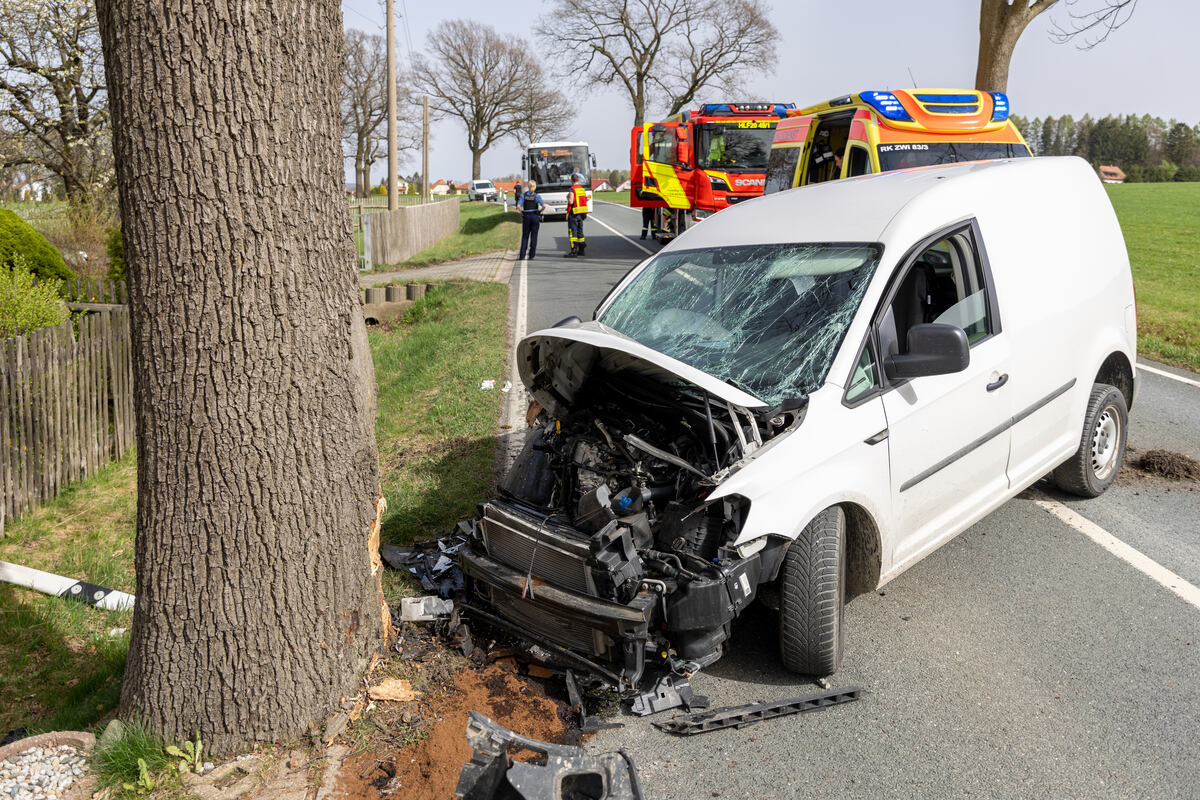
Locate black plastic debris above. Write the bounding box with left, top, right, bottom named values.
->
left=380, top=526, right=469, bottom=598
left=455, top=711, right=643, bottom=800
left=628, top=673, right=708, bottom=717
left=652, top=686, right=863, bottom=735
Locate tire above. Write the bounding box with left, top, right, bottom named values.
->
left=1052, top=383, right=1128, bottom=497
left=779, top=505, right=845, bottom=676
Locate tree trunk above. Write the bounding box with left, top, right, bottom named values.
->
left=97, top=0, right=386, bottom=753
left=975, top=0, right=1057, bottom=93
left=471, top=148, right=482, bottom=180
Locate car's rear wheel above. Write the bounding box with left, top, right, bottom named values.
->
left=1052, top=383, right=1128, bottom=497
left=779, top=505, right=845, bottom=676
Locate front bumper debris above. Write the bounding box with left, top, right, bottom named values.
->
left=455, top=711, right=644, bottom=800
left=459, top=542, right=654, bottom=690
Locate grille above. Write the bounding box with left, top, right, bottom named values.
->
left=489, top=589, right=608, bottom=656
left=480, top=503, right=595, bottom=595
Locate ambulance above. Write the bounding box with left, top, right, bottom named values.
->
left=763, top=89, right=1031, bottom=194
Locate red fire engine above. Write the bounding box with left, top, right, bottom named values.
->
left=630, top=102, right=794, bottom=243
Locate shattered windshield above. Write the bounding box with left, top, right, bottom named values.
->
left=598, top=244, right=882, bottom=404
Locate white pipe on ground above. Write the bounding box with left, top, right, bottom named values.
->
left=0, top=561, right=135, bottom=612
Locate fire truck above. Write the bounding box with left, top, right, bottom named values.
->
left=631, top=102, right=794, bottom=243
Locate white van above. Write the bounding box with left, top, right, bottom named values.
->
left=460, top=157, right=1137, bottom=687
left=468, top=180, right=497, bottom=202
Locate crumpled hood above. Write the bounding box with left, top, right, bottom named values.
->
left=517, top=321, right=768, bottom=416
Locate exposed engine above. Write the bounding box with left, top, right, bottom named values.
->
left=458, top=367, right=804, bottom=692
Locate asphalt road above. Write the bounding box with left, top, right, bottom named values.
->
left=506, top=201, right=1200, bottom=799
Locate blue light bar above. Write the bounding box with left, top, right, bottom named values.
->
left=989, top=92, right=1010, bottom=121
left=698, top=103, right=795, bottom=117
left=862, top=91, right=913, bottom=122
left=915, top=93, right=978, bottom=104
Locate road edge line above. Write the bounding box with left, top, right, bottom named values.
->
left=1033, top=493, right=1200, bottom=611
left=1138, top=362, right=1200, bottom=389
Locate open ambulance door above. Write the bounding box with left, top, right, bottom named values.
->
left=640, top=122, right=692, bottom=210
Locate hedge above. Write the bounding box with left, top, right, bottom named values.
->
left=0, top=209, right=73, bottom=282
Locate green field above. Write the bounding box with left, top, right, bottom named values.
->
left=1106, top=183, right=1200, bottom=370
left=592, top=190, right=630, bottom=206
left=0, top=282, right=509, bottom=733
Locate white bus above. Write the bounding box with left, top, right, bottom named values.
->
left=522, top=141, right=597, bottom=217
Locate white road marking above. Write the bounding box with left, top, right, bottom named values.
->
left=589, top=213, right=655, bottom=257
left=1138, top=362, right=1200, bottom=389
left=594, top=200, right=640, bottom=211
left=1034, top=493, right=1200, bottom=611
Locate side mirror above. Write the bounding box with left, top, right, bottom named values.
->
left=677, top=141, right=691, bottom=166
left=884, top=323, right=970, bottom=380
left=521, top=155, right=527, bottom=170
left=591, top=153, right=597, bottom=167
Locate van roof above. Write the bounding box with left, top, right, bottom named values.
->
left=669, top=157, right=1103, bottom=255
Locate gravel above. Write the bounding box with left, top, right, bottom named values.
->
left=0, top=745, right=88, bottom=800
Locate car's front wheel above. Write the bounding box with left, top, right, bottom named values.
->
left=779, top=505, right=845, bottom=676
left=1052, top=382, right=1128, bottom=497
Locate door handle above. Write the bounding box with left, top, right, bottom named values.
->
left=986, top=373, right=1009, bottom=392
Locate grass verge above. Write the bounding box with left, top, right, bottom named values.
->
left=0, top=280, right=509, bottom=734
left=1106, top=183, right=1200, bottom=371
left=370, top=281, right=508, bottom=545
left=373, top=201, right=519, bottom=271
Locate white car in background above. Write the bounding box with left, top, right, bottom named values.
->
left=468, top=180, right=497, bottom=202
left=460, top=157, right=1137, bottom=689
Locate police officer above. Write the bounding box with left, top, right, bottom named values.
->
left=517, top=180, right=545, bottom=260
left=564, top=173, right=590, bottom=258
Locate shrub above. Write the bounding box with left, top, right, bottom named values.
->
left=0, top=208, right=74, bottom=281
left=0, top=257, right=69, bottom=338
left=106, top=226, right=126, bottom=283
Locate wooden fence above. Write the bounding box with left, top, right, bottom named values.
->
left=1, top=309, right=135, bottom=533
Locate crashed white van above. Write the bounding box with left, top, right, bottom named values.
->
left=460, top=157, right=1137, bottom=689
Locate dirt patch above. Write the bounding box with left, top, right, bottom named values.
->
left=332, top=664, right=568, bottom=800
left=1137, top=449, right=1200, bottom=482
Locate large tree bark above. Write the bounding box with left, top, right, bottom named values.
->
left=975, top=0, right=1057, bottom=93
left=97, top=0, right=385, bottom=753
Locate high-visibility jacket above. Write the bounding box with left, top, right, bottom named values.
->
left=568, top=185, right=591, bottom=215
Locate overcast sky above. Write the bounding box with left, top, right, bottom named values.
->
left=340, top=0, right=1198, bottom=185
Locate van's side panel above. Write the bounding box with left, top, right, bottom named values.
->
left=976, top=158, right=1135, bottom=489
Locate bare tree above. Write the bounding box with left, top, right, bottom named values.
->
left=412, top=20, right=570, bottom=179
left=513, top=85, right=574, bottom=150
left=341, top=29, right=419, bottom=198
left=0, top=0, right=110, bottom=204
left=536, top=0, right=780, bottom=128
left=976, top=0, right=1137, bottom=92
left=97, top=0, right=386, bottom=751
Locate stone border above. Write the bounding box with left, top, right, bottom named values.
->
left=0, top=731, right=95, bottom=763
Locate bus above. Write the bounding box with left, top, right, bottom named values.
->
left=763, top=89, right=1031, bottom=194
left=522, top=141, right=597, bottom=217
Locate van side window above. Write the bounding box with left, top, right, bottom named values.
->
left=847, top=146, right=871, bottom=177
left=764, top=146, right=802, bottom=194
left=845, top=341, right=878, bottom=403
left=879, top=227, right=995, bottom=359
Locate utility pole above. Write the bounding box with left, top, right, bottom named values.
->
left=385, top=0, right=398, bottom=211
left=422, top=95, right=429, bottom=204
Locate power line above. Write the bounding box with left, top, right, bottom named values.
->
left=342, top=2, right=380, bottom=30
left=399, top=0, right=415, bottom=67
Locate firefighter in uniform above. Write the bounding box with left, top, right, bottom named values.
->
left=564, top=173, right=590, bottom=258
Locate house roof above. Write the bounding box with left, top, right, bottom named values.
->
left=1098, top=165, right=1126, bottom=180
left=591, top=179, right=612, bottom=190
